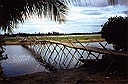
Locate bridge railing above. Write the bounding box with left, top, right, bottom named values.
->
left=21, top=37, right=106, bottom=71
left=20, top=36, right=128, bottom=73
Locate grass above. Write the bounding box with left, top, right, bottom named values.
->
left=4, top=35, right=102, bottom=42
left=3, top=37, right=21, bottom=42
left=39, top=36, right=102, bottom=41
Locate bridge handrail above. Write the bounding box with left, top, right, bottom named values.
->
left=21, top=40, right=128, bottom=57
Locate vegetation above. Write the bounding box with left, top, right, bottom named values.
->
left=0, top=1, right=127, bottom=82
left=0, top=0, right=69, bottom=33
left=101, top=16, right=127, bottom=74
left=3, top=38, right=21, bottom=42
left=101, top=16, right=127, bottom=51
left=3, top=35, right=102, bottom=42
left=3, top=32, right=101, bottom=37
left=0, top=0, right=127, bottom=33
left=40, top=35, right=102, bottom=41
left=0, top=35, right=7, bottom=60
left=0, top=0, right=126, bottom=56
left=0, top=36, right=5, bottom=59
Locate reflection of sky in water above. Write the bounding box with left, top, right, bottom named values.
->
left=75, top=41, right=114, bottom=59
left=1, top=45, right=48, bottom=77
left=80, top=42, right=114, bottom=50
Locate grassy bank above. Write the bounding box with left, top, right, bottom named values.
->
left=4, top=35, right=103, bottom=43
left=40, top=36, right=102, bottom=41
left=3, top=38, right=21, bottom=42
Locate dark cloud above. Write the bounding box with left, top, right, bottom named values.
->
left=79, top=0, right=128, bottom=7
left=122, top=11, right=128, bottom=14
left=82, top=11, right=104, bottom=15
left=80, top=8, right=106, bottom=15
left=91, top=3, right=109, bottom=7
left=81, top=10, right=97, bottom=12
left=118, top=0, right=128, bottom=6
left=78, top=0, right=109, bottom=7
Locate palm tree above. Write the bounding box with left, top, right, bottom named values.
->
left=0, top=0, right=69, bottom=32
left=0, top=0, right=127, bottom=33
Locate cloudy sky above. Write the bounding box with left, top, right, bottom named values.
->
left=1, top=0, right=128, bottom=34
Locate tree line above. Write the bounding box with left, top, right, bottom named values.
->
left=1, top=32, right=101, bottom=37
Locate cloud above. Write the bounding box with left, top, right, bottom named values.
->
left=81, top=11, right=104, bottom=15
left=90, top=0, right=109, bottom=7
left=1, top=3, right=127, bottom=34
left=122, top=11, right=128, bottom=14
left=78, top=0, right=109, bottom=7
left=78, top=0, right=128, bottom=7
left=15, top=5, right=126, bottom=34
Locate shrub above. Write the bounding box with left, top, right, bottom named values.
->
left=101, top=16, right=128, bottom=51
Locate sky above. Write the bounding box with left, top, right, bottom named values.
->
left=0, top=0, right=128, bottom=34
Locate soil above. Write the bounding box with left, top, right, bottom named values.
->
left=0, top=68, right=127, bottom=84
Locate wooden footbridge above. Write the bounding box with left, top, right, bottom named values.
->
left=20, top=36, right=128, bottom=71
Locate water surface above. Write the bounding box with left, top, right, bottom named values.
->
left=1, top=45, right=48, bottom=77
left=1, top=42, right=113, bottom=77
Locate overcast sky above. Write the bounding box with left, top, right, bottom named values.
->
left=1, top=0, right=128, bottom=34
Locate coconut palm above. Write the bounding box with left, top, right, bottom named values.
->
left=0, top=0, right=127, bottom=32
left=0, top=0, right=69, bottom=32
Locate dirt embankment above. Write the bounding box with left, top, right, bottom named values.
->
left=0, top=68, right=127, bottom=84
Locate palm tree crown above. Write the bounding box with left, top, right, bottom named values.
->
left=0, top=0, right=69, bottom=32
left=0, top=0, right=127, bottom=32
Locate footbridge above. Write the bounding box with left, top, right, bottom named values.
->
left=20, top=37, right=128, bottom=71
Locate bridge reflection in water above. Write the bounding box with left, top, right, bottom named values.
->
left=21, top=37, right=128, bottom=71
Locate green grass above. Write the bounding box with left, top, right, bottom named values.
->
left=3, top=38, right=22, bottom=42
left=39, top=36, right=102, bottom=41
left=4, top=35, right=102, bottom=42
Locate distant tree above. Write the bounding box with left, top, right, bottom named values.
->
left=101, top=16, right=128, bottom=51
